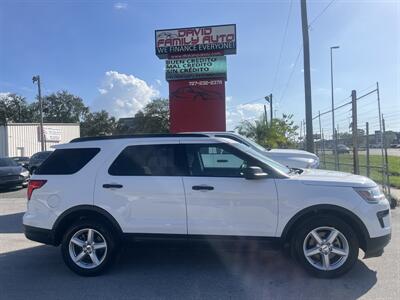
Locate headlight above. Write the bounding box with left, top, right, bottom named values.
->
left=20, top=170, right=29, bottom=177
left=354, top=186, right=385, bottom=203
left=307, top=158, right=319, bottom=169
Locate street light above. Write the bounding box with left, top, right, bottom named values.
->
left=330, top=46, right=339, bottom=170
left=32, top=75, right=45, bottom=151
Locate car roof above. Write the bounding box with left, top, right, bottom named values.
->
left=70, top=133, right=208, bottom=143
left=55, top=134, right=239, bottom=149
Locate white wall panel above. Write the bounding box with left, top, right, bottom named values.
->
left=4, top=123, right=80, bottom=157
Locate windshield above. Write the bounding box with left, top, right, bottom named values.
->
left=237, top=135, right=269, bottom=152
left=0, top=158, right=18, bottom=167
left=232, top=143, right=290, bottom=175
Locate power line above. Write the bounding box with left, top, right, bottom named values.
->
left=271, top=0, right=293, bottom=94
left=229, top=0, right=338, bottom=116
left=278, top=46, right=302, bottom=105
left=308, top=0, right=337, bottom=28
left=226, top=97, right=265, bottom=111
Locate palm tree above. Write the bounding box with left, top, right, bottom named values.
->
left=236, top=114, right=298, bottom=149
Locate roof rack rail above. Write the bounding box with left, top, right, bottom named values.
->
left=70, top=133, right=209, bottom=143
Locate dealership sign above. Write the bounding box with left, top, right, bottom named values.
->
left=165, top=56, right=226, bottom=81
left=38, top=126, right=62, bottom=142
left=155, top=24, right=236, bottom=59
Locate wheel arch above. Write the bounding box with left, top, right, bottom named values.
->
left=281, top=204, right=370, bottom=251
left=52, top=205, right=123, bottom=246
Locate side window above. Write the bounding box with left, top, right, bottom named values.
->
left=185, top=143, right=251, bottom=177
left=35, top=148, right=100, bottom=175
left=108, top=144, right=183, bottom=176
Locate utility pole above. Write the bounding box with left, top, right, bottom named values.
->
left=264, top=104, right=268, bottom=125
left=351, top=90, right=359, bottom=174
left=330, top=46, right=340, bottom=170
left=300, top=0, right=314, bottom=153
left=265, top=94, right=273, bottom=126
left=32, top=75, right=45, bottom=151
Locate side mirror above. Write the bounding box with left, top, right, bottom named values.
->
left=243, top=166, right=268, bottom=180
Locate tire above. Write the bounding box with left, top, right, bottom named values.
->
left=61, top=220, right=117, bottom=276
left=291, top=215, right=359, bottom=278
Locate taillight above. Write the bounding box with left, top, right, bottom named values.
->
left=27, top=180, right=47, bottom=200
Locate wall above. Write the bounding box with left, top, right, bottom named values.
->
left=1, top=123, right=80, bottom=157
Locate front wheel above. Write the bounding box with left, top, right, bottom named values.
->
left=61, top=220, right=116, bottom=276
left=292, top=215, right=359, bottom=278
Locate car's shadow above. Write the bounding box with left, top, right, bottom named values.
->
left=0, top=212, right=24, bottom=233
left=0, top=212, right=378, bottom=300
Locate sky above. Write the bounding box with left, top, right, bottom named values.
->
left=0, top=0, right=399, bottom=134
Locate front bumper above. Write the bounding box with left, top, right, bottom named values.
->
left=364, top=233, right=391, bottom=258
left=24, top=225, right=57, bottom=246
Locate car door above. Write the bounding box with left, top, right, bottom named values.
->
left=182, top=142, right=278, bottom=237
left=94, top=141, right=188, bottom=234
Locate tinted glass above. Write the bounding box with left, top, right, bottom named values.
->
left=0, top=158, right=18, bottom=167
left=35, top=148, right=100, bottom=175
left=108, top=144, right=183, bottom=176
left=185, top=143, right=255, bottom=177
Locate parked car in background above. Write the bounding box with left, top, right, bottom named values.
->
left=192, top=131, right=319, bottom=169
left=334, top=144, right=350, bottom=154
left=11, top=156, right=30, bottom=167
left=28, top=151, right=53, bottom=174
left=24, top=134, right=391, bottom=278
left=0, top=157, right=30, bottom=188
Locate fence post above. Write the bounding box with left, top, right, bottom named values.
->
left=322, top=128, right=326, bottom=168
left=382, top=116, right=392, bottom=202
left=335, top=126, right=340, bottom=170
left=366, top=122, right=370, bottom=177
left=351, top=90, right=359, bottom=174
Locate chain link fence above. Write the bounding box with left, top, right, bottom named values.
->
left=309, top=85, right=399, bottom=207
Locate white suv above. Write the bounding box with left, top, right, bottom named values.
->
left=23, top=134, right=391, bottom=278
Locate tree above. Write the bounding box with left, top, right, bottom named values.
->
left=0, top=93, right=33, bottom=124
left=30, top=90, right=89, bottom=123
left=80, top=110, right=116, bottom=137
left=115, top=98, right=170, bottom=134
left=236, top=114, right=299, bottom=148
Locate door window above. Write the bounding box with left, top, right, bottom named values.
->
left=185, top=143, right=256, bottom=177
left=108, top=144, right=184, bottom=176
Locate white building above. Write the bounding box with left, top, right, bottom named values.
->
left=0, top=123, right=80, bottom=157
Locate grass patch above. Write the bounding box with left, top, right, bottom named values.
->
left=318, top=153, right=400, bottom=188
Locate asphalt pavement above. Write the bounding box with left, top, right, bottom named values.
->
left=0, top=187, right=399, bottom=300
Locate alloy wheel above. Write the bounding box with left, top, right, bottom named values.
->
left=303, top=226, right=349, bottom=271
left=68, top=228, right=108, bottom=269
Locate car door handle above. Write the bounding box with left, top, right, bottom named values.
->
left=192, top=185, right=214, bottom=191
left=103, top=183, right=123, bottom=189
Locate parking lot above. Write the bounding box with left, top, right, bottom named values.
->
left=0, top=187, right=399, bottom=300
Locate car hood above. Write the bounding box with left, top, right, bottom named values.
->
left=266, top=149, right=318, bottom=160
left=294, top=169, right=376, bottom=188
left=0, top=166, right=23, bottom=176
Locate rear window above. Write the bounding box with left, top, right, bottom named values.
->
left=35, top=148, right=100, bottom=175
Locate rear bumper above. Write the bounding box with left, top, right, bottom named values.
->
left=364, top=233, right=391, bottom=258
left=24, top=225, right=57, bottom=246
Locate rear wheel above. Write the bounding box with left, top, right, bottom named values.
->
left=61, top=220, right=116, bottom=276
left=291, top=215, right=359, bottom=278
